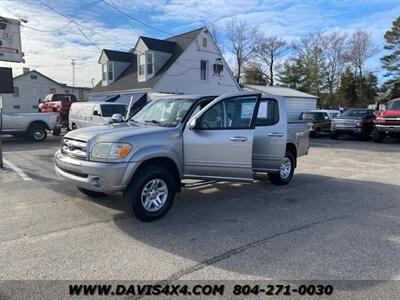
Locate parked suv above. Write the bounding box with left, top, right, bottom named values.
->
left=55, top=92, right=310, bottom=222
left=299, top=110, right=338, bottom=137
left=373, top=98, right=400, bottom=143
left=39, top=94, right=78, bottom=127
left=330, top=108, right=376, bottom=140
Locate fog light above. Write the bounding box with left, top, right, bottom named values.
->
left=90, top=177, right=105, bottom=188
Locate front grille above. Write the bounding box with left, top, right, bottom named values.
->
left=61, top=138, right=87, bottom=160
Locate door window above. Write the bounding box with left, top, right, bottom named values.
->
left=256, top=99, right=279, bottom=126
left=198, top=96, right=258, bottom=129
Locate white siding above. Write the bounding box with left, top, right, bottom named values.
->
left=285, top=97, right=317, bottom=121
left=154, top=29, right=239, bottom=95
left=0, top=71, right=89, bottom=113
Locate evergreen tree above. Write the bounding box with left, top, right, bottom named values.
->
left=381, top=16, right=400, bottom=99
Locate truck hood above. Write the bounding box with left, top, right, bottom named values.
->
left=378, top=110, right=400, bottom=118
left=64, top=123, right=174, bottom=143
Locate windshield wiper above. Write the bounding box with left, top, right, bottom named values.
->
left=144, top=120, right=163, bottom=125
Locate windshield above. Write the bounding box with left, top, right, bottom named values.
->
left=129, top=98, right=195, bottom=127
left=300, top=112, right=324, bottom=120
left=387, top=100, right=400, bottom=110
left=341, top=109, right=367, bottom=118
left=101, top=104, right=127, bottom=117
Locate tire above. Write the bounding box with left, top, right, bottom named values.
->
left=268, top=151, right=295, bottom=185
left=373, top=128, right=384, bottom=143
left=77, top=187, right=106, bottom=198
left=52, top=126, right=61, bottom=136
left=27, top=124, right=47, bottom=142
left=330, top=133, right=338, bottom=140
left=122, top=165, right=177, bottom=222
left=314, top=128, right=320, bottom=138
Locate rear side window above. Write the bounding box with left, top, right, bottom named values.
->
left=100, top=105, right=127, bottom=117
left=256, top=99, right=279, bottom=126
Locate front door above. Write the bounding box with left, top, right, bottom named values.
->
left=183, top=94, right=261, bottom=181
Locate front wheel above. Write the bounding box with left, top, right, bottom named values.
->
left=268, top=151, right=295, bottom=185
left=373, top=128, right=385, bottom=143
left=123, top=166, right=176, bottom=222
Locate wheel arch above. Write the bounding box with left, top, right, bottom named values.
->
left=285, top=142, right=297, bottom=168
left=27, top=120, right=50, bottom=132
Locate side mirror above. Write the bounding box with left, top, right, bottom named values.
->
left=325, top=116, right=329, bottom=120
left=111, top=113, right=123, bottom=123
left=189, top=118, right=200, bottom=130
left=93, top=110, right=99, bottom=116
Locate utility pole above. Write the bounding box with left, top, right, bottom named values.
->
left=71, top=58, right=76, bottom=88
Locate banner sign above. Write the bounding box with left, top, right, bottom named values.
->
left=0, top=16, right=24, bottom=63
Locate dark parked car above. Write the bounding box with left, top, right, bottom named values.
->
left=330, top=108, right=376, bottom=140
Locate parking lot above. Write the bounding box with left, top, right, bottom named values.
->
left=1, top=135, right=400, bottom=284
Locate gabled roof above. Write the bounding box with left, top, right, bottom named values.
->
left=244, top=84, right=318, bottom=99
left=102, top=49, right=134, bottom=62
left=140, top=37, right=176, bottom=53
left=91, top=27, right=204, bottom=95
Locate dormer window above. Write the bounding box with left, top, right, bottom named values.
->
left=108, top=62, right=114, bottom=81
left=138, top=54, right=145, bottom=75
left=203, top=37, right=208, bottom=48
left=146, top=52, right=153, bottom=75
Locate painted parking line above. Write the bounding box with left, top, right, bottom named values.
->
left=3, top=159, right=32, bottom=181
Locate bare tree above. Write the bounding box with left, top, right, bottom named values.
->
left=225, top=18, right=259, bottom=83
left=322, top=31, right=349, bottom=101
left=253, top=36, right=287, bottom=86
left=348, top=30, right=379, bottom=101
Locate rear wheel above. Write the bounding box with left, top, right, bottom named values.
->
left=373, top=128, right=385, bottom=143
left=27, top=124, right=47, bottom=142
left=314, top=128, right=320, bottom=138
left=123, top=165, right=176, bottom=222
left=77, top=187, right=106, bottom=198
left=268, top=151, right=295, bottom=185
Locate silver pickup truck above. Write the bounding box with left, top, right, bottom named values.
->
left=0, top=112, right=60, bottom=141
left=55, top=92, right=310, bottom=221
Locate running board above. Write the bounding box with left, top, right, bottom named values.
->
left=181, top=180, right=216, bottom=189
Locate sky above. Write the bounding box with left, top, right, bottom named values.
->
left=0, top=0, right=399, bottom=87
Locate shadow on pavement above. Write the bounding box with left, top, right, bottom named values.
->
left=106, top=174, right=400, bottom=286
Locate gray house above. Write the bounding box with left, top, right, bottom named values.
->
left=89, top=27, right=240, bottom=104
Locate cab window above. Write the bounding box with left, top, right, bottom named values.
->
left=256, top=99, right=279, bottom=126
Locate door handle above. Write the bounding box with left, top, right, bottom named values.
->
left=229, top=136, right=248, bottom=142
left=268, top=132, right=284, bottom=137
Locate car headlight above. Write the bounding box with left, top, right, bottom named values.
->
left=91, top=143, right=132, bottom=160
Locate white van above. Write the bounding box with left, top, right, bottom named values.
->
left=69, top=102, right=127, bottom=130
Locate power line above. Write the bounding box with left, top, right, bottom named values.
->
left=40, top=2, right=133, bottom=50
left=74, top=23, right=101, bottom=50
left=101, top=0, right=171, bottom=36
left=21, top=21, right=73, bottom=33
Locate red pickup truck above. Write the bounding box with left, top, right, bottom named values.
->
left=39, top=94, right=78, bottom=127
left=373, top=98, right=400, bottom=143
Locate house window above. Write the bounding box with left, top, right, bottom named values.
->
left=102, top=64, right=106, bottom=81
left=108, top=62, right=114, bottom=81
left=13, top=105, right=20, bottom=109
left=65, top=89, right=70, bottom=94
left=32, top=105, right=38, bottom=110
left=13, top=87, right=19, bottom=97
left=146, top=52, right=153, bottom=75
left=50, top=88, right=56, bottom=94
left=138, top=54, right=145, bottom=75
left=78, top=90, right=84, bottom=99
left=203, top=37, right=208, bottom=48
left=200, top=60, right=208, bottom=80
left=30, top=74, right=37, bottom=80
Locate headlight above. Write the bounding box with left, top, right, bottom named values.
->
left=91, top=143, right=132, bottom=160
left=355, top=120, right=363, bottom=127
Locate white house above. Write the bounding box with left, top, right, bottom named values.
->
left=89, top=27, right=240, bottom=103
left=0, top=69, right=90, bottom=113
left=244, top=84, right=318, bottom=121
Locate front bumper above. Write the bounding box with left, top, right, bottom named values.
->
left=54, top=150, right=138, bottom=193
left=331, top=127, right=363, bottom=135
left=375, top=124, right=400, bottom=134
